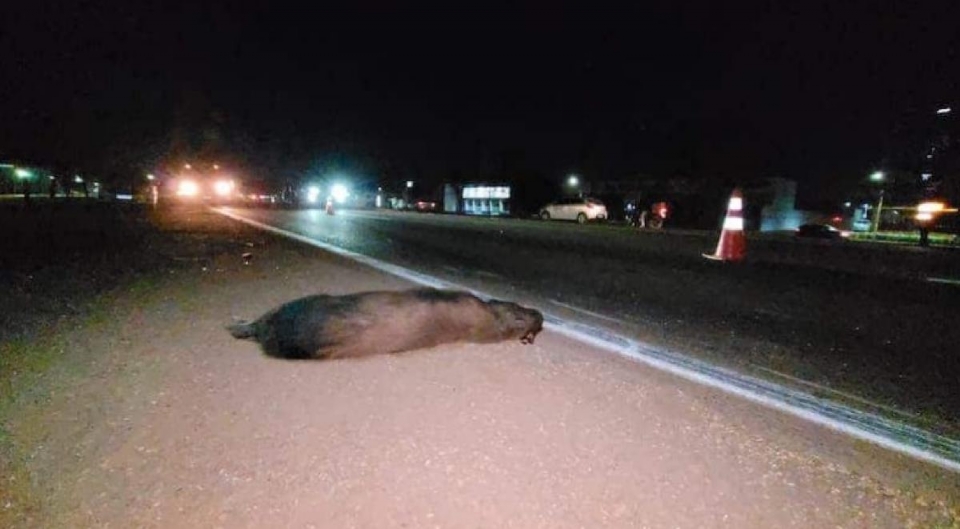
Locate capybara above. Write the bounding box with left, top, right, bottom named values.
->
left=227, top=288, right=544, bottom=360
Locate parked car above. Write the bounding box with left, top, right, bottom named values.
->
left=539, top=197, right=608, bottom=223
left=240, top=179, right=279, bottom=207
left=413, top=199, right=438, bottom=212
left=795, top=223, right=848, bottom=240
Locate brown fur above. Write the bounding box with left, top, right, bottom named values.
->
left=227, top=288, right=544, bottom=360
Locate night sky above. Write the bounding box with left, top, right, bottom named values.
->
left=1, top=1, right=957, bottom=197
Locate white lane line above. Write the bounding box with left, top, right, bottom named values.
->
left=750, top=364, right=919, bottom=421
left=213, top=208, right=451, bottom=291
left=213, top=207, right=960, bottom=473
left=927, top=277, right=960, bottom=286
left=549, top=299, right=625, bottom=325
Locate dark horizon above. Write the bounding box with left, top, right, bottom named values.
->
left=1, top=2, right=957, bottom=200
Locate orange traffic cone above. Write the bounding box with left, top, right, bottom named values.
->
left=703, top=188, right=746, bottom=262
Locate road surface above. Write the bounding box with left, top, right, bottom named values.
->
left=218, top=207, right=960, bottom=440
left=4, top=204, right=958, bottom=527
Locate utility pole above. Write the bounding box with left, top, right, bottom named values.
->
left=871, top=189, right=884, bottom=233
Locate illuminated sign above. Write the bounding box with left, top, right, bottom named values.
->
left=462, top=186, right=510, bottom=199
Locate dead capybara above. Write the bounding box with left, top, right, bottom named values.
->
left=226, top=288, right=544, bottom=360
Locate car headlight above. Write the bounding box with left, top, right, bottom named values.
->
left=213, top=180, right=234, bottom=197
left=176, top=179, right=199, bottom=197
left=331, top=183, right=349, bottom=204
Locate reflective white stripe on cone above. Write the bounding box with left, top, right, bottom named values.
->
left=704, top=188, right=746, bottom=262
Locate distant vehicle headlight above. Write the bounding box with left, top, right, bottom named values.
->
left=306, top=186, right=321, bottom=203
left=213, top=179, right=234, bottom=197
left=331, top=183, right=349, bottom=204
left=177, top=179, right=200, bottom=197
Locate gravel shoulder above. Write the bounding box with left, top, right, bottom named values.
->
left=2, top=204, right=958, bottom=528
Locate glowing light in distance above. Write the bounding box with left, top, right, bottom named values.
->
left=917, top=201, right=945, bottom=214
left=177, top=179, right=200, bottom=197
left=331, top=183, right=349, bottom=204
left=213, top=179, right=235, bottom=196
left=916, top=201, right=947, bottom=222
left=306, top=186, right=321, bottom=203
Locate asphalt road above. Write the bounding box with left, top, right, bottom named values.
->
left=9, top=204, right=959, bottom=527
left=220, top=207, right=960, bottom=438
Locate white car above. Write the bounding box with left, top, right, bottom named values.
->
left=539, top=198, right=608, bottom=223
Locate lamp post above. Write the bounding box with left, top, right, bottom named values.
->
left=567, top=174, right=581, bottom=197
left=146, top=174, right=158, bottom=206
left=404, top=180, right=414, bottom=208
left=15, top=168, right=33, bottom=202
left=74, top=175, right=89, bottom=198
left=869, top=171, right=885, bottom=233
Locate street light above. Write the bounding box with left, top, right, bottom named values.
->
left=868, top=171, right=886, bottom=232
left=14, top=168, right=33, bottom=198
left=146, top=173, right=155, bottom=181
left=567, top=174, right=580, bottom=187
left=406, top=180, right=414, bottom=189
left=936, top=107, right=952, bottom=115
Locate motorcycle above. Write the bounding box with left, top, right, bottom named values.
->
left=627, top=202, right=668, bottom=230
